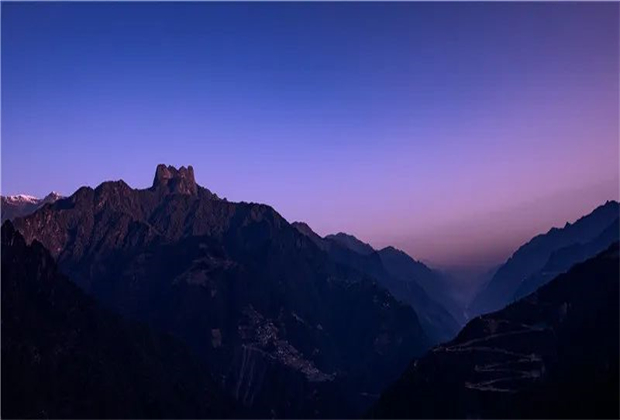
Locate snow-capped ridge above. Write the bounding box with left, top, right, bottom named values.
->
left=5, top=194, right=40, bottom=204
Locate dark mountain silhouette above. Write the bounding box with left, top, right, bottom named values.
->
left=12, top=164, right=429, bottom=418
left=513, top=217, right=619, bottom=300
left=1, top=191, right=62, bottom=222
left=1, top=221, right=232, bottom=419
left=369, top=243, right=620, bottom=419
left=377, top=246, right=466, bottom=324
left=292, top=223, right=461, bottom=344
left=325, top=232, right=375, bottom=255
left=291, top=221, right=328, bottom=250
left=469, top=200, right=619, bottom=317
left=317, top=233, right=464, bottom=324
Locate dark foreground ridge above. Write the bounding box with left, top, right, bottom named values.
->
left=369, top=243, right=620, bottom=419
left=1, top=221, right=233, bottom=419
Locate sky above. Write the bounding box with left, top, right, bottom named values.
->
left=2, top=2, right=619, bottom=268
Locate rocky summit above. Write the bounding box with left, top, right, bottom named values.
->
left=152, top=164, right=199, bottom=195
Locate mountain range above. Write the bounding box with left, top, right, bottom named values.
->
left=292, top=224, right=463, bottom=344
left=469, top=200, right=619, bottom=317
left=370, top=243, right=620, bottom=419
left=10, top=164, right=431, bottom=417
left=1, top=192, right=63, bottom=222
left=3, top=163, right=618, bottom=419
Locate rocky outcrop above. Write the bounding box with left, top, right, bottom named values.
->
left=152, top=164, right=198, bottom=195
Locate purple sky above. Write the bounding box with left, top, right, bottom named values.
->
left=2, top=2, right=618, bottom=267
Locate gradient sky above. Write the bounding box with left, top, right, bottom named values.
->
left=2, top=2, right=618, bottom=268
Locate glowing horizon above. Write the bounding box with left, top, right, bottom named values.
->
left=2, top=2, right=618, bottom=267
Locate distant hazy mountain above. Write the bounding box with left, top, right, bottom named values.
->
left=1, top=221, right=232, bottom=419
left=376, top=246, right=466, bottom=325
left=513, top=217, right=619, bottom=300
left=369, top=243, right=619, bottom=419
left=293, top=223, right=461, bottom=344
left=13, top=164, right=428, bottom=418
left=325, top=232, right=376, bottom=255
left=1, top=192, right=62, bottom=222
left=469, top=201, right=619, bottom=317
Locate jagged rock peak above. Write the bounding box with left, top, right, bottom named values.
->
left=42, top=191, right=63, bottom=203
left=292, top=221, right=316, bottom=236
left=152, top=164, right=198, bottom=195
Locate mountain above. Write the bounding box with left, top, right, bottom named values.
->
left=369, top=243, right=620, bottom=419
left=293, top=223, right=461, bottom=344
left=325, top=232, right=375, bottom=255
left=469, top=200, right=619, bottom=317
left=513, top=217, right=619, bottom=300
left=377, top=246, right=466, bottom=324
left=320, top=232, right=465, bottom=325
left=1, top=191, right=63, bottom=222
left=1, top=221, right=232, bottom=419
left=12, top=164, right=429, bottom=418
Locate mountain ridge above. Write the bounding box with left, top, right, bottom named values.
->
left=1, top=191, right=64, bottom=222
left=469, top=200, right=619, bottom=317
left=12, top=164, right=430, bottom=418
left=293, top=222, right=462, bottom=343
left=1, top=220, right=234, bottom=419
left=369, top=242, right=620, bottom=419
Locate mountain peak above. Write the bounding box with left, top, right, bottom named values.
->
left=42, top=191, right=63, bottom=203
left=291, top=221, right=317, bottom=237
left=152, top=164, right=197, bottom=195
left=3, top=194, right=39, bottom=204
left=325, top=232, right=375, bottom=255
left=292, top=221, right=328, bottom=250
left=380, top=245, right=400, bottom=254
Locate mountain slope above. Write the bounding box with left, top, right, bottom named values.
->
left=469, top=200, right=619, bottom=316
left=369, top=243, right=620, bottom=419
left=377, top=246, right=466, bottom=324
left=293, top=223, right=461, bottom=344
left=325, top=232, right=375, bottom=255
left=1, top=192, right=62, bottom=222
left=13, top=164, right=429, bottom=418
left=1, top=221, right=232, bottom=419
left=514, top=217, right=619, bottom=300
